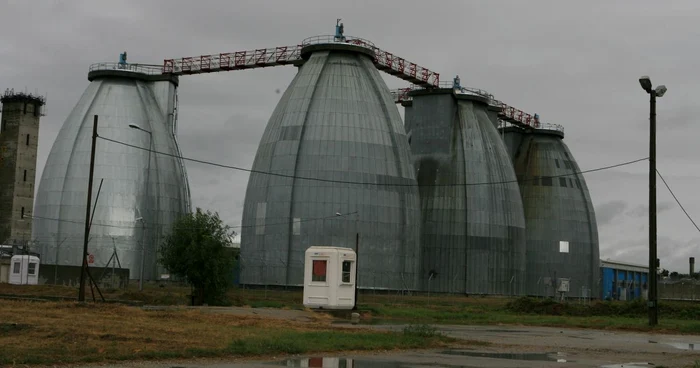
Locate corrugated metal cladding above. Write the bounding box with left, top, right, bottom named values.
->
left=504, top=127, right=600, bottom=298
left=404, top=90, right=526, bottom=295
left=240, top=46, right=421, bottom=291
left=33, top=72, right=191, bottom=280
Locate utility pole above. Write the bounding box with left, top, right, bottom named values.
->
left=78, top=115, right=98, bottom=302
left=639, top=76, right=667, bottom=326
left=649, top=89, right=657, bottom=326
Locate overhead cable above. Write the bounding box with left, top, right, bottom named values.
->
left=96, top=134, right=648, bottom=187
left=656, top=169, right=700, bottom=233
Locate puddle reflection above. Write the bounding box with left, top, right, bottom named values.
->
left=441, top=350, right=568, bottom=363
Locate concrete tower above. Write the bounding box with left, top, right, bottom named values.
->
left=0, top=89, right=45, bottom=245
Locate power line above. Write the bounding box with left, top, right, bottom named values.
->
left=656, top=169, right=700, bottom=233
left=29, top=211, right=356, bottom=231
left=96, top=134, right=648, bottom=187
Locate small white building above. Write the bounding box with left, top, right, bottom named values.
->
left=9, top=255, right=40, bottom=285
left=303, top=246, right=356, bottom=310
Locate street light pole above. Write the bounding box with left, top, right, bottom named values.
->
left=129, top=123, right=152, bottom=291
left=639, top=76, right=667, bottom=327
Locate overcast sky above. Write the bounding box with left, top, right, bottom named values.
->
left=2, top=0, right=699, bottom=273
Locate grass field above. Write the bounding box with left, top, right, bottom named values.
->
left=0, top=299, right=458, bottom=366
left=3, top=283, right=700, bottom=336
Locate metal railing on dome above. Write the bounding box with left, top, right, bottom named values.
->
left=390, top=83, right=494, bottom=103
left=301, top=35, right=377, bottom=49
left=89, top=62, right=164, bottom=75
left=499, top=120, right=564, bottom=134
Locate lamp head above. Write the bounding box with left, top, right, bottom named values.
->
left=639, top=76, right=652, bottom=93
left=654, top=85, right=667, bottom=97
left=128, top=123, right=141, bottom=130
left=335, top=212, right=342, bottom=216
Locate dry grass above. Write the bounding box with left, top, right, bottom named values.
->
left=0, top=299, right=453, bottom=366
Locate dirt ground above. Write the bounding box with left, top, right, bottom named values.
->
left=69, top=307, right=700, bottom=368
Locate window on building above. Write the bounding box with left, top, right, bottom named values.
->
left=23, top=169, right=27, bottom=182
left=28, top=263, right=36, bottom=275
left=26, top=134, right=30, bottom=146
left=21, top=207, right=25, bottom=219
left=342, top=260, right=353, bottom=283
left=293, top=217, right=301, bottom=235
left=12, top=262, right=20, bottom=274
left=555, top=159, right=560, bottom=168
left=541, top=176, right=553, bottom=186
left=559, top=177, right=567, bottom=187
left=312, top=260, right=327, bottom=282
left=559, top=241, right=569, bottom=253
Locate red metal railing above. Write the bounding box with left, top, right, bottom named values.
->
left=162, top=45, right=303, bottom=74
left=157, top=34, right=548, bottom=129
left=162, top=35, right=439, bottom=88
left=390, top=85, right=542, bottom=129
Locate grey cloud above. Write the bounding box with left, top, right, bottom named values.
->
left=626, top=201, right=675, bottom=218
left=3, top=0, right=700, bottom=264
left=595, top=200, right=628, bottom=227
left=604, top=235, right=700, bottom=272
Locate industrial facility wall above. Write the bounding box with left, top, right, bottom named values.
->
left=508, top=131, right=600, bottom=298
left=240, top=49, right=421, bottom=291
left=0, top=101, right=40, bottom=244
left=32, top=76, right=191, bottom=280
left=601, top=266, right=648, bottom=301
left=405, top=93, right=526, bottom=295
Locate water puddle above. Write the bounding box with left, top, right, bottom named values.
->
left=441, top=350, right=569, bottom=363
left=664, top=342, right=697, bottom=350
left=649, top=340, right=698, bottom=350
left=273, top=357, right=455, bottom=367
left=483, top=329, right=529, bottom=333
left=331, top=318, right=403, bottom=326
left=275, top=350, right=572, bottom=367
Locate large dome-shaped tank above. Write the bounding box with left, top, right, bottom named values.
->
left=240, top=38, right=421, bottom=290
left=33, top=64, right=191, bottom=281
left=404, top=88, right=526, bottom=295
left=502, top=125, right=600, bottom=298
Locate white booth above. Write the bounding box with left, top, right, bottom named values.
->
left=303, top=246, right=356, bottom=310
left=9, top=255, right=40, bottom=285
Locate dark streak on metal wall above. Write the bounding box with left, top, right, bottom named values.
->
left=406, top=90, right=526, bottom=295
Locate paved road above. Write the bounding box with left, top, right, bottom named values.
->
left=77, top=323, right=700, bottom=368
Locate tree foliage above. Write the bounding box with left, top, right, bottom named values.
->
left=159, top=208, right=235, bottom=306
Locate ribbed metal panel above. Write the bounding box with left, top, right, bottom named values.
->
left=240, top=47, right=421, bottom=291
left=407, top=90, right=526, bottom=295
left=33, top=73, right=191, bottom=280
left=505, top=128, right=600, bottom=298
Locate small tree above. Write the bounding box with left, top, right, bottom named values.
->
left=159, top=208, right=235, bottom=306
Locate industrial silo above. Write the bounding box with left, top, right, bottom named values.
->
left=502, top=125, right=600, bottom=298
left=240, top=37, right=421, bottom=291
left=33, top=63, right=191, bottom=282
left=406, top=88, right=526, bottom=295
